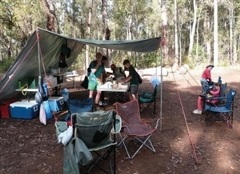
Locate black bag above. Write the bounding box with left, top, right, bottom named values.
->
left=61, top=41, right=71, bottom=58
left=59, top=53, right=68, bottom=68
left=137, top=73, right=142, bottom=84
left=81, top=76, right=89, bottom=89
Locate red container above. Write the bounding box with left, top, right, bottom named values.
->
left=0, top=99, right=18, bottom=119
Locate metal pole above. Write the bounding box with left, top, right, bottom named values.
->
left=160, top=51, right=163, bottom=131
left=36, top=28, right=42, bottom=87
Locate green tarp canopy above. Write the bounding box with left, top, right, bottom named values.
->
left=0, top=27, right=161, bottom=101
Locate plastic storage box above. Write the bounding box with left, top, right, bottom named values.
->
left=10, top=101, right=39, bottom=119
left=49, top=96, right=64, bottom=112
left=0, top=99, right=18, bottom=119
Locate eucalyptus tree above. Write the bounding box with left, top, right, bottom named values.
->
left=0, top=0, right=45, bottom=62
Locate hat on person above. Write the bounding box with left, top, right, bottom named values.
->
left=206, top=65, right=214, bottom=68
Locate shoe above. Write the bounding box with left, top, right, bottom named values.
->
left=193, top=109, right=202, bottom=114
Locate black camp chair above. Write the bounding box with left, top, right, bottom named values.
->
left=72, top=110, right=122, bottom=174
left=205, top=88, right=237, bottom=128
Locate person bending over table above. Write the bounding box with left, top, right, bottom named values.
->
left=121, top=59, right=140, bottom=101
left=200, top=65, right=214, bottom=93
left=88, top=52, right=105, bottom=107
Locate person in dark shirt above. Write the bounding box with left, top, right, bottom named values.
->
left=122, top=59, right=140, bottom=100
left=110, top=64, right=126, bottom=80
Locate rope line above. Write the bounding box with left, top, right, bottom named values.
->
left=206, top=100, right=233, bottom=127
left=171, top=68, right=200, bottom=164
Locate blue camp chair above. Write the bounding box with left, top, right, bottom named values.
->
left=138, top=85, right=158, bottom=115
left=56, top=98, right=93, bottom=121
left=67, top=98, right=93, bottom=114
left=205, top=88, right=237, bottom=128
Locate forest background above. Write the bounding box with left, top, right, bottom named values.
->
left=0, top=0, right=239, bottom=74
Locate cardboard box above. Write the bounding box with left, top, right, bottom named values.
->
left=49, top=97, right=64, bottom=112
left=10, top=101, right=39, bottom=119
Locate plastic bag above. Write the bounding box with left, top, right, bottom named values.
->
left=39, top=103, right=47, bottom=125
left=58, top=126, right=73, bottom=145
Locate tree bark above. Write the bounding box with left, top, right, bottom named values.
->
left=160, top=0, right=168, bottom=65
left=41, top=0, right=59, bottom=32
left=85, top=1, right=93, bottom=74
left=229, top=1, right=234, bottom=65
left=188, top=0, right=197, bottom=61
left=174, top=0, right=179, bottom=66
left=213, top=0, right=218, bottom=66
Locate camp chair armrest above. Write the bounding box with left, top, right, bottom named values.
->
left=140, top=92, right=154, bottom=99
left=206, top=96, right=225, bottom=101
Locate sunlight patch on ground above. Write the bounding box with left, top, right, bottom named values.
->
left=171, top=129, right=202, bottom=153
left=214, top=140, right=236, bottom=172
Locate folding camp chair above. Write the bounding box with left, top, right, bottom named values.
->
left=138, top=84, right=158, bottom=115
left=115, top=99, right=159, bottom=159
left=55, top=98, right=93, bottom=121
left=201, top=83, right=227, bottom=112
left=205, top=88, right=237, bottom=128
left=72, top=110, right=122, bottom=174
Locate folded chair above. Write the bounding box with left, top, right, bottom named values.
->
left=72, top=110, right=122, bottom=174
left=205, top=88, right=237, bottom=128
left=115, top=99, right=159, bottom=159
left=138, top=84, right=158, bottom=115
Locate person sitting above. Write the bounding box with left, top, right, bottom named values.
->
left=110, top=64, right=126, bottom=80
left=193, top=82, right=220, bottom=114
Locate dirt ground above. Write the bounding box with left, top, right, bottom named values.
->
left=1, top=66, right=240, bottom=174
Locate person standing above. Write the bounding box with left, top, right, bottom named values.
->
left=201, top=65, right=214, bottom=93
left=88, top=52, right=105, bottom=107
left=122, top=59, right=140, bottom=100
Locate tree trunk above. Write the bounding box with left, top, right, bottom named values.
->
left=85, top=1, right=93, bottom=74
left=229, top=2, right=234, bottom=65
left=188, top=0, right=197, bottom=61
left=42, top=0, right=59, bottom=32
left=102, top=0, right=107, bottom=40
left=196, top=10, right=201, bottom=63
left=174, top=0, right=179, bottom=66
left=213, top=0, right=218, bottom=66
left=159, top=0, right=168, bottom=65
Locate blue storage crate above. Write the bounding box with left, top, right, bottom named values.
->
left=10, top=101, right=39, bottom=119
left=49, top=96, right=64, bottom=112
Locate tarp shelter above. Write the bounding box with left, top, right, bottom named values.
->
left=0, top=27, right=161, bottom=101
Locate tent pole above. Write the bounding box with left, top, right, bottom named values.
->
left=159, top=51, right=163, bottom=131
left=36, top=28, right=41, bottom=77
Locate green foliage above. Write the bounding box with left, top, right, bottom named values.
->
left=0, top=58, right=14, bottom=73
left=2, top=0, right=240, bottom=74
